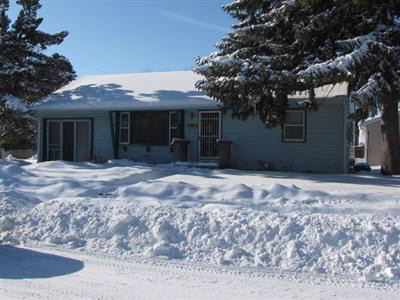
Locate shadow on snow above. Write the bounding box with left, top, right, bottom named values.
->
left=0, top=245, right=84, bottom=279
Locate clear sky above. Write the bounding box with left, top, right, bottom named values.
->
left=9, top=0, right=234, bottom=77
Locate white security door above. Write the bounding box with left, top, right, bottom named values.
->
left=199, top=111, right=221, bottom=160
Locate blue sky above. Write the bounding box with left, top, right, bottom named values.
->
left=9, top=0, right=234, bottom=77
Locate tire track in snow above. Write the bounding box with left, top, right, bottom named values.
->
left=2, top=245, right=400, bottom=300
left=22, top=245, right=400, bottom=292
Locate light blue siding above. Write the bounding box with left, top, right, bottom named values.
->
left=36, top=97, right=347, bottom=173
left=36, top=111, right=113, bottom=162
left=119, top=110, right=200, bottom=163
left=119, top=109, right=209, bottom=163
left=119, top=144, right=172, bottom=163
left=221, top=97, right=346, bottom=173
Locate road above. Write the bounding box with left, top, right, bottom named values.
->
left=1, top=245, right=398, bottom=300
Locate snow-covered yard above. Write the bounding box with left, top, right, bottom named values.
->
left=1, top=156, right=400, bottom=299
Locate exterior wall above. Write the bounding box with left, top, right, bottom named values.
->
left=36, top=97, right=348, bottom=173
left=119, top=144, right=173, bottom=163
left=36, top=111, right=113, bottom=162
left=118, top=109, right=200, bottom=163
left=365, top=114, right=400, bottom=166
left=366, top=121, right=381, bottom=166
left=36, top=109, right=205, bottom=164
left=222, top=97, right=347, bottom=173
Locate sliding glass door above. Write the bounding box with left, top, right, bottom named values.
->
left=46, top=119, right=91, bottom=162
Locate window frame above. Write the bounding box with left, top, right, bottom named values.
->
left=283, top=109, right=306, bottom=143
left=131, top=111, right=169, bottom=146
left=169, top=111, right=183, bottom=144
left=118, top=110, right=183, bottom=146
left=119, top=112, right=130, bottom=145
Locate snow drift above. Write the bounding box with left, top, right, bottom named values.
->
left=1, top=158, right=399, bottom=283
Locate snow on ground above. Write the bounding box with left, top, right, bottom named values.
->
left=1, top=245, right=399, bottom=300
left=1, top=157, right=400, bottom=298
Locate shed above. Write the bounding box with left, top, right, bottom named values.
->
left=359, top=112, right=400, bottom=166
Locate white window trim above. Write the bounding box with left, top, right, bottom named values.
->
left=169, top=111, right=179, bottom=143
left=283, top=110, right=305, bottom=142
left=119, top=112, right=130, bottom=144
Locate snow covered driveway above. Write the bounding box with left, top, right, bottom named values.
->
left=1, top=157, right=400, bottom=298
left=1, top=245, right=398, bottom=300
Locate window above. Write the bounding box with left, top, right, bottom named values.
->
left=119, top=112, right=130, bottom=144
left=283, top=110, right=305, bottom=142
left=132, top=111, right=169, bottom=145
left=169, top=111, right=183, bottom=143
left=119, top=111, right=184, bottom=145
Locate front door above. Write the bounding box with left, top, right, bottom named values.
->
left=46, top=120, right=91, bottom=162
left=199, top=111, right=221, bottom=160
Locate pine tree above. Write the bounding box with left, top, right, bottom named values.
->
left=0, top=0, right=76, bottom=157
left=195, top=0, right=400, bottom=175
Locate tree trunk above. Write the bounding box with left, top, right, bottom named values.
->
left=0, top=125, right=3, bottom=159
left=380, top=95, right=400, bottom=175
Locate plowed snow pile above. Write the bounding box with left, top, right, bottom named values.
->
left=1, top=157, right=399, bottom=283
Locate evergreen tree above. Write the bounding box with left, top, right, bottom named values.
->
left=195, top=0, right=400, bottom=175
left=0, top=0, right=76, bottom=156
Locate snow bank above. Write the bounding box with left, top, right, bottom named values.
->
left=6, top=191, right=400, bottom=283
left=1, top=159, right=400, bottom=283
left=0, top=188, right=40, bottom=239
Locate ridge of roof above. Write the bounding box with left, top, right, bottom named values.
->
left=359, top=109, right=400, bottom=127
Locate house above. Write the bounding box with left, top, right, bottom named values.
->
left=33, top=71, right=352, bottom=173
left=358, top=112, right=400, bottom=166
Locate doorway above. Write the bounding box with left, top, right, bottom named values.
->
left=199, top=111, right=221, bottom=161
left=46, top=120, right=91, bottom=162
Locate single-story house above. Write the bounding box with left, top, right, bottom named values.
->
left=358, top=112, right=400, bottom=166
left=33, top=71, right=352, bottom=173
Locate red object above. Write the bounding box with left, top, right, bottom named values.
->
left=354, top=146, right=365, bottom=158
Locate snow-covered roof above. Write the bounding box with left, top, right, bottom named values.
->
left=359, top=110, right=400, bottom=128
left=33, top=71, right=348, bottom=112
left=33, top=71, right=219, bottom=112
left=359, top=116, right=382, bottom=128
left=288, top=82, right=348, bottom=99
